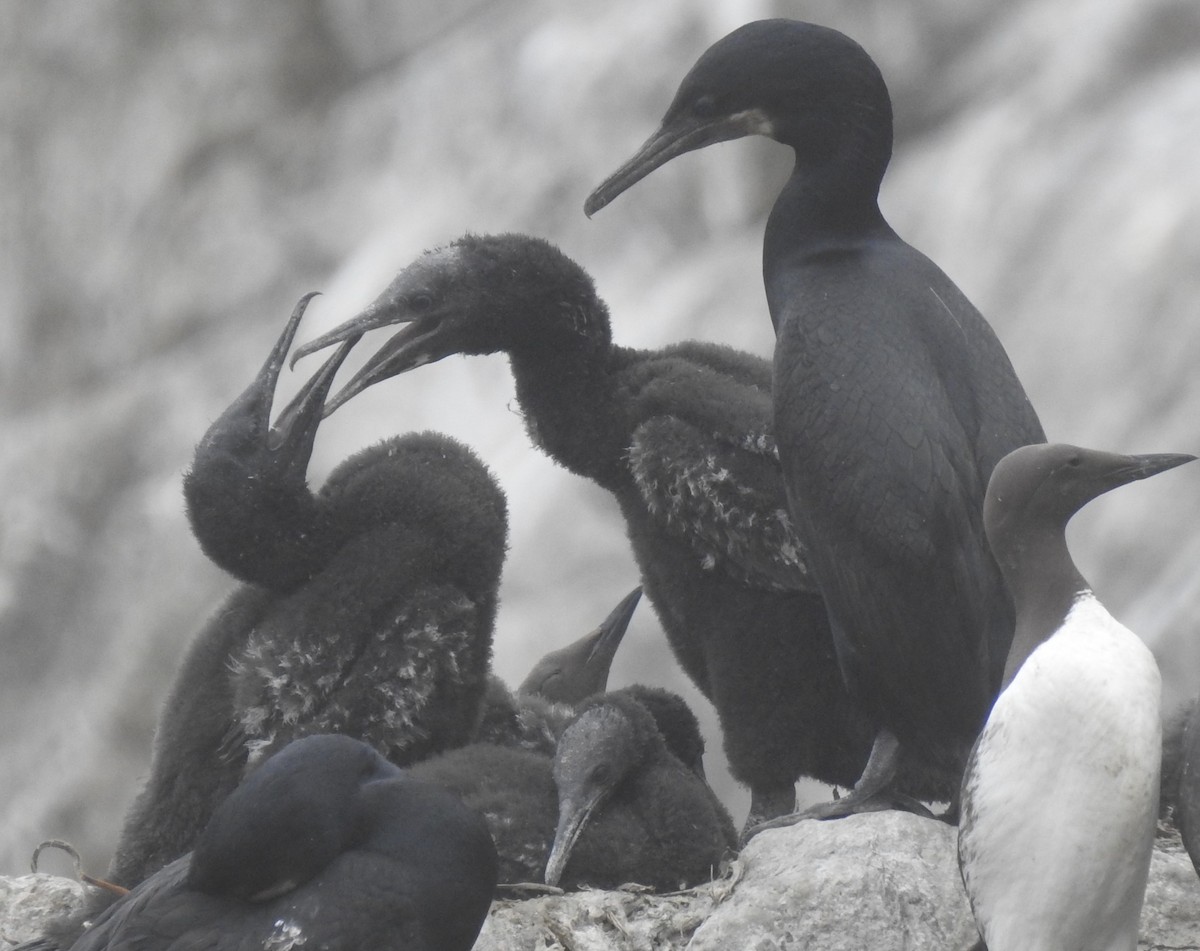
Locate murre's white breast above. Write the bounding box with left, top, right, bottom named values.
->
left=958, top=592, right=1161, bottom=951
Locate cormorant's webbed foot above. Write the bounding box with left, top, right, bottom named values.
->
left=741, top=785, right=798, bottom=840
left=742, top=730, right=934, bottom=842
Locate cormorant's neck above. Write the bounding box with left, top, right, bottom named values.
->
left=994, top=524, right=1090, bottom=689
left=763, top=156, right=891, bottom=325
left=185, top=461, right=341, bottom=593
left=506, top=339, right=628, bottom=488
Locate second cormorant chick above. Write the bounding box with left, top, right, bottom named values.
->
left=290, top=232, right=947, bottom=831
left=474, top=585, right=642, bottom=755
left=108, top=296, right=507, bottom=888
left=545, top=687, right=736, bottom=890
left=63, top=734, right=497, bottom=951
left=410, top=685, right=731, bottom=889
left=958, top=443, right=1193, bottom=951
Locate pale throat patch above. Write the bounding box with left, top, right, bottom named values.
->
left=731, top=108, right=774, bottom=137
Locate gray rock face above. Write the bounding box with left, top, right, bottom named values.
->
left=0, top=874, right=87, bottom=948
left=5, top=814, right=1196, bottom=950
left=688, top=815, right=976, bottom=951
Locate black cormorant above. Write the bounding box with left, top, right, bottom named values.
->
left=545, top=687, right=736, bottom=890
left=474, top=586, right=641, bottom=755
left=63, top=734, right=497, bottom=951
left=1177, top=696, right=1200, bottom=877
left=585, top=19, right=1047, bottom=818
left=958, top=443, right=1192, bottom=951
left=108, top=296, right=507, bottom=887
left=289, top=233, right=937, bottom=830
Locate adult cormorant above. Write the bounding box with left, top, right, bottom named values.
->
left=62, top=735, right=497, bottom=951
left=108, top=296, right=507, bottom=887
left=475, top=586, right=642, bottom=755
left=585, top=19, right=1047, bottom=818
left=545, top=688, right=736, bottom=890
left=958, top=443, right=1191, bottom=951
left=290, top=233, right=949, bottom=831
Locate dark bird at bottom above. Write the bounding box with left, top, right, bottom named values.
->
left=291, top=233, right=952, bottom=833
left=958, top=443, right=1192, bottom=951
left=584, top=18, right=1047, bottom=821
left=108, top=295, right=508, bottom=889
left=474, top=585, right=643, bottom=755
left=48, top=734, right=498, bottom=951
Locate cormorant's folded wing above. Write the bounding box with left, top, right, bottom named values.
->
left=623, top=346, right=814, bottom=593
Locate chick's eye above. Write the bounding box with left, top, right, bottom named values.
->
left=692, top=94, right=719, bottom=119
left=409, top=292, right=434, bottom=312
left=1067, top=455, right=1081, bottom=468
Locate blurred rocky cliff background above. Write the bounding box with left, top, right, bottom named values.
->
left=2, top=0, right=1198, bottom=876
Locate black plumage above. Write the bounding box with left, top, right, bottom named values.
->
left=409, top=742, right=558, bottom=885
left=474, top=585, right=641, bottom=755
left=1178, top=697, right=1200, bottom=877
left=109, top=296, right=507, bottom=887
left=289, top=233, right=940, bottom=831
left=545, top=688, right=736, bottom=890
left=585, top=19, right=1047, bottom=817
left=64, top=735, right=497, bottom=951
left=411, top=685, right=731, bottom=889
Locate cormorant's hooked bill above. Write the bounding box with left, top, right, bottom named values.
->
left=583, top=19, right=877, bottom=216
left=288, top=249, right=470, bottom=414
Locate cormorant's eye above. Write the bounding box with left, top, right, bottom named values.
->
left=409, top=293, right=434, bottom=312
left=589, top=763, right=611, bottom=786
left=691, top=94, right=719, bottom=120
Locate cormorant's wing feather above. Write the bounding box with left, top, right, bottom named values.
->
left=232, top=575, right=487, bottom=766
left=622, top=348, right=814, bottom=593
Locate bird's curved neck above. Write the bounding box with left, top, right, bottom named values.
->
left=507, top=342, right=628, bottom=487
left=187, top=463, right=340, bottom=593
left=995, top=524, right=1090, bottom=689
left=763, top=156, right=889, bottom=289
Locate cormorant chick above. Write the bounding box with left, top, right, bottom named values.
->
left=410, top=685, right=731, bottom=889
left=475, top=585, right=642, bottom=754
left=586, top=19, right=1047, bottom=819
left=108, top=296, right=507, bottom=888
left=61, top=735, right=497, bottom=951
left=546, top=688, right=736, bottom=890
left=290, top=233, right=945, bottom=832
left=959, top=444, right=1191, bottom=951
